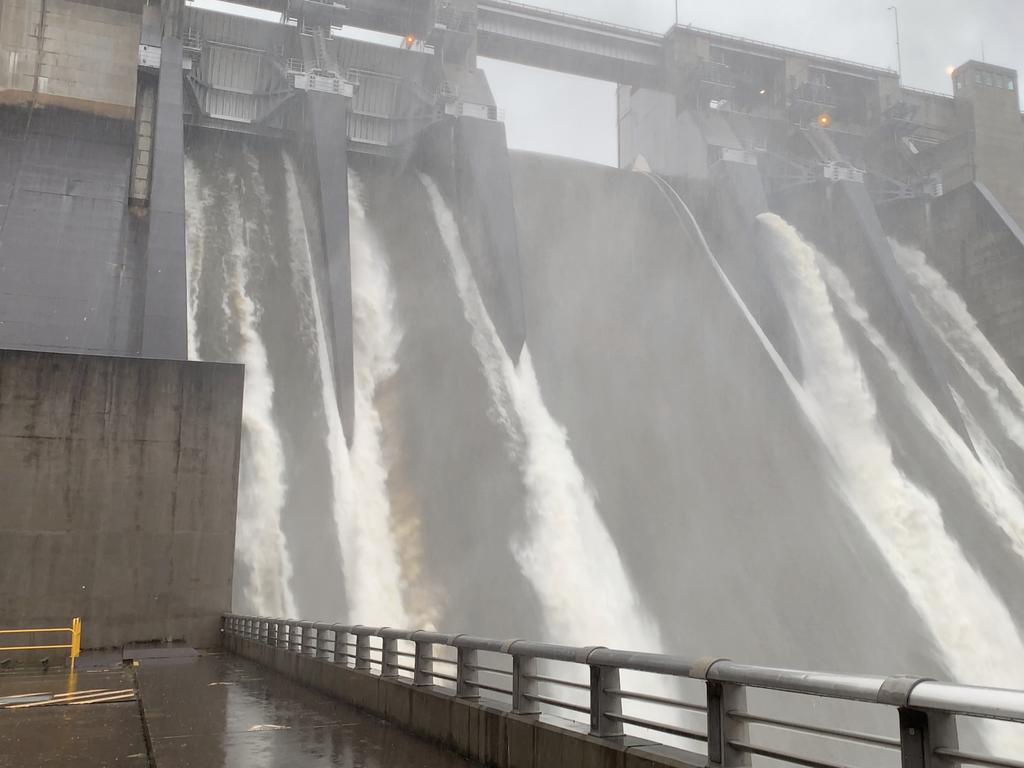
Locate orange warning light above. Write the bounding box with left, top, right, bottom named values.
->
left=817, top=113, right=833, bottom=128
left=404, top=34, right=416, bottom=48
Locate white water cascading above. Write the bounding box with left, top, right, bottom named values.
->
left=759, top=213, right=1024, bottom=754
left=185, top=156, right=297, bottom=619
left=421, top=173, right=661, bottom=649
left=284, top=158, right=408, bottom=627
left=419, top=173, right=697, bottom=739
left=893, top=242, right=1024, bottom=453
left=184, top=155, right=204, bottom=362
left=818, top=256, right=1024, bottom=562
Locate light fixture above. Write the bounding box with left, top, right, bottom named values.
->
left=817, top=113, right=833, bottom=128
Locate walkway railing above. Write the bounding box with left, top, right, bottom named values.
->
left=0, top=618, right=82, bottom=671
left=224, top=614, right=1024, bottom=768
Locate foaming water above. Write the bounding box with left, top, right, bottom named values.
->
left=420, top=174, right=692, bottom=737
left=421, top=173, right=660, bottom=648
left=819, top=257, right=1024, bottom=561
left=284, top=158, right=407, bottom=626
left=345, top=171, right=409, bottom=626
left=760, top=214, right=1024, bottom=753
left=892, top=243, right=1024, bottom=451
left=185, top=158, right=296, bottom=618
left=184, top=156, right=203, bottom=361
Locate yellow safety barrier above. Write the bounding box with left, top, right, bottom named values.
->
left=0, top=618, right=82, bottom=671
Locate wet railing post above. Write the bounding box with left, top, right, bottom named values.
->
left=456, top=646, right=480, bottom=699
left=590, top=665, right=623, bottom=737
left=331, top=625, right=348, bottom=665
left=315, top=624, right=330, bottom=659
left=700, top=657, right=749, bottom=768
left=705, top=680, right=750, bottom=767
left=382, top=632, right=399, bottom=678
left=302, top=623, right=316, bottom=656
left=879, top=676, right=959, bottom=768
left=355, top=631, right=372, bottom=671
left=413, top=634, right=433, bottom=687
left=509, top=641, right=540, bottom=715
left=273, top=619, right=284, bottom=648
left=285, top=620, right=294, bottom=650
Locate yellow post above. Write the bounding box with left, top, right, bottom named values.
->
left=70, top=618, right=81, bottom=672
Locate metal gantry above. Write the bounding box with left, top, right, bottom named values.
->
left=224, top=614, right=1024, bottom=768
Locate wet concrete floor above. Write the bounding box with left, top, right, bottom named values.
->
left=1, top=653, right=483, bottom=767
left=0, top=667, right=147, bottom=767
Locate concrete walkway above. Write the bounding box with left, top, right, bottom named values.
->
left=0, top=654, right=483, bottom=767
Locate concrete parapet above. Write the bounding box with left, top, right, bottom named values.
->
left=225, top=634, right=705, bottom=768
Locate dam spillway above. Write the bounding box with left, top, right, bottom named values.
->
left=3, top=2, right=1024, bottom=760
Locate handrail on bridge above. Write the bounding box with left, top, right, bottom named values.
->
left=225, top=613, right=1024, bottom=768
left=0, top=618, right=82, bottom=671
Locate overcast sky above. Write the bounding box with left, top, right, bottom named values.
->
left=480, top=0, right=1023, bottom=165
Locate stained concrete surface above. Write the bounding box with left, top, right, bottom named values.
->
left=138, top=653, right=482, bottom=767
left=0, top=668, right=147, bottom=767
left=0, top=350, right=244, bottom=650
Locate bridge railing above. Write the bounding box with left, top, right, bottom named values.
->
left=224, top=613, right=1024, bottom=768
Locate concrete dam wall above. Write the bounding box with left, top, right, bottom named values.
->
left=177, top=140, right=1024, bottom=758
left=3, top=6, right=1024, bottom=757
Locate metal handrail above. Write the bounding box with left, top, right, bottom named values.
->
left=223, top=614, right=1024, bottom=768
left=0, top=618, right=82, bottom=671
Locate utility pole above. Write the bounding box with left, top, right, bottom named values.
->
left=675, top=0, right=679, bottom=26
left=888, top=6, right=902, bottom=79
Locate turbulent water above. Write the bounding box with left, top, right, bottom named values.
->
left=760, top=215, right=1024, bottom=753
left=184, top=132, right=1024, bottom=757
left=421, top=174, right=664, bottom=652
left=185, top=152, right=297, bottom=619
left=184, top=136, right=407, bottom=624
left=283, top=161, right=408, bottom=627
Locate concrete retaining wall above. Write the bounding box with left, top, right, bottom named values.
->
left=225, top=634, right=704, bottom=768
left=0, top=350, right=244, bottom=650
